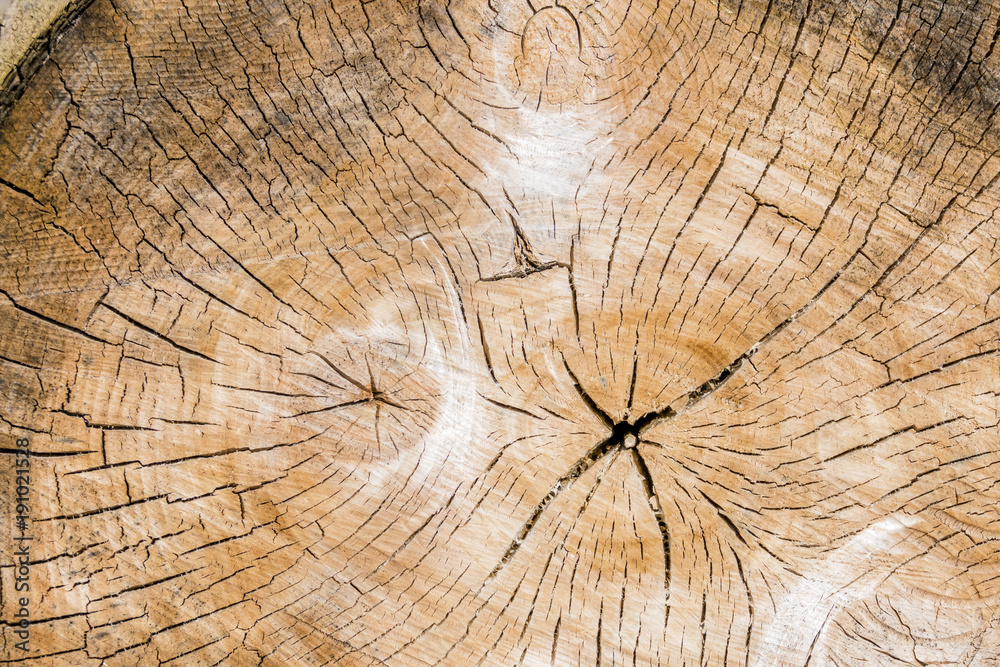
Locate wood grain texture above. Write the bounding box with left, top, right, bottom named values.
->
left=0, top=0, right=90, bottom=120
left=1, top=0, right=1000, bottom=664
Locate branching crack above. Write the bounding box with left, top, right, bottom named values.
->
left=480, top=212, right=569, bottom=282
left=488, top=367, right=676, bottom=590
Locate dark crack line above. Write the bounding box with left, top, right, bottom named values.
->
left=560, top=353, right=613, bottom=429
left=480, top=211, right=570, bottom=282
left=102, top=303, right=221, bottom=364
left=486, top=331, right=765, bottom=592
left=0, top=0, right=100, bottom=125
left=630, top=448, right=671, bottom=596
left=485, top=431, right=621, bottom=582
left=487, top=368, right=677, bottom=585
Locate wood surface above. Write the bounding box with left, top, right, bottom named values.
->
left=0, top=0, right=83, bottom=120
left=2, top=0, right=1000, bottom=664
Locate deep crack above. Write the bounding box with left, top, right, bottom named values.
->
left=489, top=334, right=758, bottom=593
left=486, top=374, right=679, bottom=586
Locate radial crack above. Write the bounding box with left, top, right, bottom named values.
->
left=485, top=432, right=621, bottom=582
left=561, top=353, right=614, bottom=428
left=682, top=350, right=752, bottom=411
left=629, top=448, right=671, bottom=597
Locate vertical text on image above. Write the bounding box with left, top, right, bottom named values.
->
left=11, top=437, right=32, bottom=653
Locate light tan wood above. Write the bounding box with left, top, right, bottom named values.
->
left=2, top=0, right=1000, bottom=664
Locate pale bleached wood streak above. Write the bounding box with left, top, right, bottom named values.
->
left=2, top=0, right=1000, bottom=664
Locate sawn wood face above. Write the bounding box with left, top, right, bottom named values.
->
left=1, top=0, right=1000, bottom=664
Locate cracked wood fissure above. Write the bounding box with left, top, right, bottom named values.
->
left=3, top=0, right=1000, bottom=664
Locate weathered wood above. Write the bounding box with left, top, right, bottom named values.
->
left=0, top=0, right=89, bottom=120
left=2, top=0, right=1000, bottom=664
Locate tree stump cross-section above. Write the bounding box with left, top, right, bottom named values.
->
left=2, top=0, right=1000, bottom=664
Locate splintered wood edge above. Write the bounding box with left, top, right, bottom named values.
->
left=0, top=0, right=93, bottom=123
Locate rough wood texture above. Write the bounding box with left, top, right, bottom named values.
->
left=2, top=0, right=1000, bottom=664
left=0, top=0, right=87, bottom=118
left=0, top=0, right=72, bottom=80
